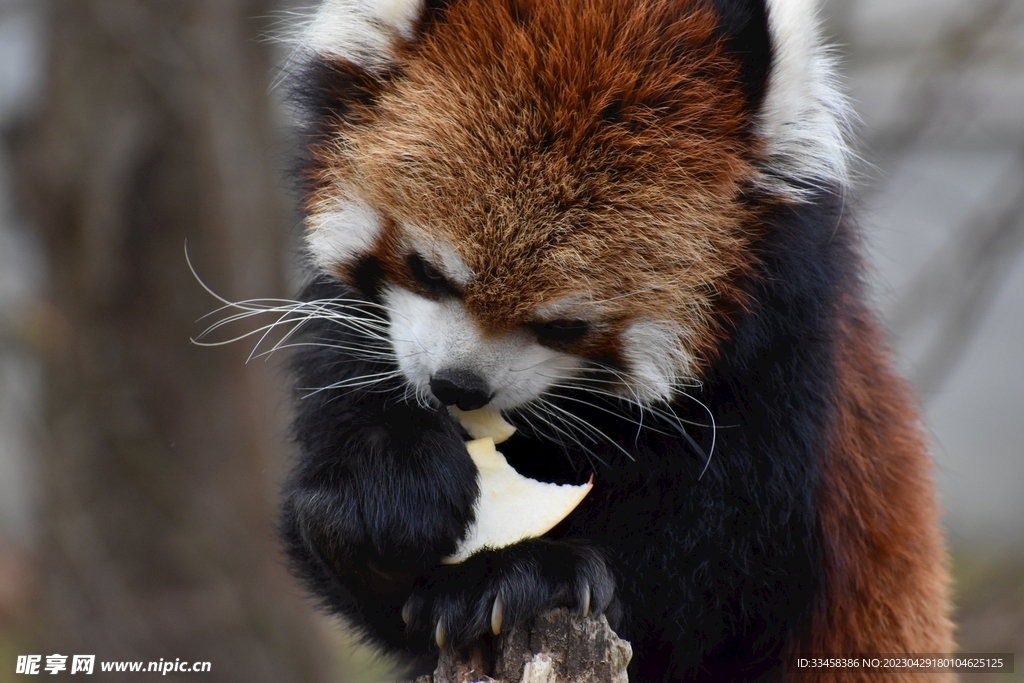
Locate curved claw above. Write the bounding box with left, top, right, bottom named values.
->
left=401, top=598, right=414, bottom=625
left=579, top=579, right=592, bottom=618
left=435, top=620, right=447, bottom=649
left=491, top=593, right=504, bottom=635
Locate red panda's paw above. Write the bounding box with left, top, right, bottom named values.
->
left=401, top=538, right=615, bottom=650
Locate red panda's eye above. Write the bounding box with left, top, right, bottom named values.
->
left=529, top=319, right=591, bottom=345
left=407, top=253, right=459, bottom=297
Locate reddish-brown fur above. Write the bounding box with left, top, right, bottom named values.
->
left=309, top=0, right=762, bottom=368
left=791, top=293, right=955, bottom=681
left=297, top=0, right=956, bottom=675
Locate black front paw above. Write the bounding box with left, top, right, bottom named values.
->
left=401, top=539, right=615, bottom=650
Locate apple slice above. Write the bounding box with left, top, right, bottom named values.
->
left=442, top=437, right=593, bottom=564
left=451, top=406, right=517, bottom=444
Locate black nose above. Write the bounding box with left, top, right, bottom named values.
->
left=429, top=370, right=492, bottom=411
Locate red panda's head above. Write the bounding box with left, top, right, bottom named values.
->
left=297, top=0, right=848, bottom=409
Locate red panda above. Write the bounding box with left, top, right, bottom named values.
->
left=278, top=0, right=956, bottom=680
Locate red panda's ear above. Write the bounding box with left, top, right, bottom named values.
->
left=291, top=0, right=426, bottom=129
left=294, top=57, right=390, bottom=131
left=301, top=0, right=448, bottom=70
left=291, top=0, right=454, bottom=132
left=706, top=0, right=772, bottom=116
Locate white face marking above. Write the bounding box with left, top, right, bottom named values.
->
left=384, top=287, right=583, bottom=409
left=305, top=197, right=383, bottom=275
left=619, top=320, right=693, bottom=404
left=532, top=294, right=611, bottom=322
left=759, top=0, right=851, bottom=197
left=303, top=0, right=424, bottom=70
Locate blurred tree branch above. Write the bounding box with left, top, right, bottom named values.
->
left=860, top=0, right=1016, bottom=160
left=12, top=0, right=332, bottom=680
left=830, top=0, right=1024, bottom=398
left=887, top=150, right=1024, bottom=396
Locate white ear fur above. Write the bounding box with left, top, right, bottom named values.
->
left=758, top=0, right=852, bottom=197
left=303, top=0, right=424, bottom=69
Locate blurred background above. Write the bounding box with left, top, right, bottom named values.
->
left=0, top=0, right=1021, bottom=681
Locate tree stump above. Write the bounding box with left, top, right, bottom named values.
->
left=410, top=609, right=632, bottom=683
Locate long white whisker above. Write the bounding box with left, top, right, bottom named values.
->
left=577, top=362, right=716, bottom=476
left=530, top=401, right=599, bottom=446
left=539, top=386, right=666, bottom=437
left=537, top=396, right=635, bottom=462
left=194, top=304, right=393, bottom=348
left=518, top=402, right=609, bottom=469
left=247, top=307, right=321, bottom=363
left=675, top=392, right=717, bottom=480
left=299, top=369, right=404, bottom=397
left=546, top=380, right=715, bottom=431
left=250, top=341, right=395, bottom=363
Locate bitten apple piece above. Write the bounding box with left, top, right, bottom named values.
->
left=451, top=406, right=517, bottom=444
left=442, top=437, right=593, bottom=564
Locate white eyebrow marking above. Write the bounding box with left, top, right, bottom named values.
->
left=531, top=293, right=626, bottom=325
left=403, top=230, right=476, bottom=286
